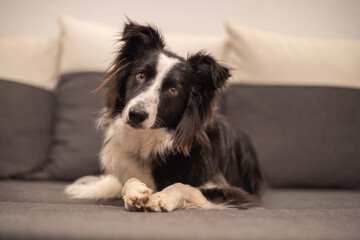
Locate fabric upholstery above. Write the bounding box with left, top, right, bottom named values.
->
left=28, top=72, right=104, bottom=180
left=0, top=181, right=359, bottom=240
left=222, top=84, right=360, bottom=188
left=0, top=80, right=54, bottom=178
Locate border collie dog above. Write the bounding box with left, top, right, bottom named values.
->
left=66, top=21, right=262, bottom=212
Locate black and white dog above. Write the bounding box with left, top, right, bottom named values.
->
left=66, top=21, right=262, bottom=212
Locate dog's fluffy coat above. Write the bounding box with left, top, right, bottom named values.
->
left=66, top=21, right=262, bottom=211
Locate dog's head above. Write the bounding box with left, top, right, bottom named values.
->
left=97, top=21, right=230, bottom=154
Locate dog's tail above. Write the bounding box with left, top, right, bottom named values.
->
left=200, top=186, right=260, bottom=209
left=65, top=175, right=123, bottom=200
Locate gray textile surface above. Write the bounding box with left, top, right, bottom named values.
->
left=222, top=84, right=360, bottom=188
left=0, top=80, right=54, bottom=178
left=0, top=181, right=360, bottom=240
left=29, top=73, right=104, bottom=180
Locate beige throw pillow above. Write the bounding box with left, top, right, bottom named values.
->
left=0, top=37, right=59, bottom=91
left=225, top=21, right=360, bottom=89
left=59, top=15, right=227, bottom=74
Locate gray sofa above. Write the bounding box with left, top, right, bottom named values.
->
left=1, top=16, right=360, bottom=240
left=1, top=76, right=360, bottom=239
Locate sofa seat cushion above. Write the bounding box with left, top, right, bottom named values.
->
left=0, top=181, right=359, bottom=240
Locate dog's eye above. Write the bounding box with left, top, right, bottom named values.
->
left=168, top=87, right=179, bottom=95
left=136, top=73, right=146, bottom=82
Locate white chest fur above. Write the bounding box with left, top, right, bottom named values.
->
left=99, top=118, right=174, bottom=190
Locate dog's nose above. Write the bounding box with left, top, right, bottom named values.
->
left=128, top=107, right=149, bottom=125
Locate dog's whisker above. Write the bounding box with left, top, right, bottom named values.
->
left=155, top=118, right=167, bottom=128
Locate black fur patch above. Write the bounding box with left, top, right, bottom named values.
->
left=153, top=116, right=262, bottom=196
left=200, top=187, right=260, bottom=209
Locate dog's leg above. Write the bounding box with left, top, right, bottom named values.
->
left=144, top=183, right=223, bottom=212
left=122, top=178, right=222, bottom=212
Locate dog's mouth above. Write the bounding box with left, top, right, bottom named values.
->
left=125, top=120, right=166, bottom=130
left=126, top=121, right=145, bottom=129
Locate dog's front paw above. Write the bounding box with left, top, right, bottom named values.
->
left=122, top=178, right=153, bottom=211
left=143, top=193, right=175, bottom=212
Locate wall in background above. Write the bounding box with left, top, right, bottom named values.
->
left=0, top=0, right=359, bottom=39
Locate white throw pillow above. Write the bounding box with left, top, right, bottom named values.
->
left=225, top=21, right=360, bottom=89
left=59, top=15, right=227, bottom=74
left=0, top=37, right=59, bottom=91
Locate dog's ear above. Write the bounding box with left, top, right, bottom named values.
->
left=187, top=51, right=230, bottom=91
left=173, top=52, right=230, bottom=155
left=121, top=20, right=165, bottom=58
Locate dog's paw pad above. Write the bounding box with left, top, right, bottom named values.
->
left=140, top=196, right=149, bottom=204
left=124, top=195, right=150, bottom=211
left=144, top=194, right=171, bottom=212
